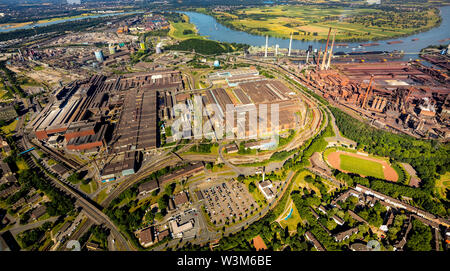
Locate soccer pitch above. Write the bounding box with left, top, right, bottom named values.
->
left=340, top=154, right=385, bottom=180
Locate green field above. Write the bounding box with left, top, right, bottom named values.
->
left=292, top=170, right=322, bottom=196
left=80, top=181, right=98, bottom=194
left=278, top=201, right=302, bottom=232
left=436, top=171, right=450, bottom=198
left=208, top=5, right=441, bottom=42
left=168, top=13, right=202, bottom=40
left=1, top=119, right=17, bottom=135
left=340, top=154, right=384, bottom=179
left=94, top=189, right=108, bottom=204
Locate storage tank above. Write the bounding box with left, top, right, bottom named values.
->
left=213, top=60, right=220, bottom=67
left=94, top=50, right=104, bottom=62
left=109, top=44, right=116, bottom=55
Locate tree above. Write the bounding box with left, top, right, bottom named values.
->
left=158, top=194, right=169, bottom=210
left=248, top=182, right=256, bottom=193
left=67, top=173, right=82, bottom=184
left=405, top=219, right=432, bottom=251
left=165, top=183, right=176, bottom=196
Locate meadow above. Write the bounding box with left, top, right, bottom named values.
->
left=209, top=5, right=441, bottom=42
left=278, top=202, right=302, bottom=233
left=168, top=14, right=203, bottom=40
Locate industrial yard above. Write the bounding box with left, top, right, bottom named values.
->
left=0, top=0, right=448, bottom=254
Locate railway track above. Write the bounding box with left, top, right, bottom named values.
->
left=17, top=134, right=134, bottom=251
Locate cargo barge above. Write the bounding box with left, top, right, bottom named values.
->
left=360, top=43, right=380, bottom=47
left=333, top=50, right=404, bottom=62
left=387, top=40, right=403, bottom=45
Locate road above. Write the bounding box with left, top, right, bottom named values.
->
left=17, top=133, right=134, bottom=251
left=7, top=217, right=58, bottom=237
left=13, top=53, right=330, bottom=251
left=152, top=170, right=296, bottom=250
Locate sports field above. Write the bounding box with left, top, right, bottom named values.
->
left=326, top=151, right=398, bottom=181
left=340, top=154, right=384, bottom=179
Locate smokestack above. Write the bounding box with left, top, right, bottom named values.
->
left=326, top=30, right=336, bottom=70
left=275, top=44, right=279, bottom=57
left=321, top=27, right=332, bottom=70
left=362, top=75, right=374, bottom=108
left=316, top=47, right=322, bottom=70
left=265, top=35, right=268, bottom=58
left=288, top=32, right=293, bottom=56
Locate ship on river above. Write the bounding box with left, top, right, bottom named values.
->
left=333, top=50, right=404, bottom=62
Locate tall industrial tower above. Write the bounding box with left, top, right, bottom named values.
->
left=321, top=27, right=332, bottom=70
left=288, top=32, right=293, bottom=57
left=326, top=30, right=337, bottom=70
left=265, top=35, right=268, bottom=58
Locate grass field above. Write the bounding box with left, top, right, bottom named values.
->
left=278, top=201, right=302, bottom=232
left=94, top=189, right=108, bottom=204
left=168, top=14, right=202, bottom=40
left=80, top=181, right=98, bottom=194
left=340, top=154, right=385, bottom=179
left=0, top=13, right=97, bottom=30
left=210, top=5, right=441, bottom=42
left=293, top=170, right=321, bottom=196
left=436, top=172, right=450, bottom=199
left=1, top=119, right=17, bottom=135
left=16, top=159, right=29, bottom=173
left=0, top=86, right=13, bottom=101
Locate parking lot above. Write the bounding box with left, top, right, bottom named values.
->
left=201, top=180, right=256, bottom=226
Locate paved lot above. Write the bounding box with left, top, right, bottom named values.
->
left=169, top=208, right=200, bottom=240
left=201, top=180, right=256, bottom=226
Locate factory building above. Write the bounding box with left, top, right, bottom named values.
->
left=202, top=77, right=302, bottom=139
left=29, top=70, right=184, bottom=180
left=66, top=124, right=108, bottom=151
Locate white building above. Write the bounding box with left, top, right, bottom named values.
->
left=169, top=220, right=193, bottom=238
left=67, top=0, right=81, bottom=4
left=258, top=180, right=275, bottom=200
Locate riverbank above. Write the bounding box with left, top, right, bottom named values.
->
left=0, top=11, right=138, bottom=33
left=181, top=6, right=450, bottom=61
left=168, top=13, right=203, bottom=40
left=194, top=5, right=442, bottom=42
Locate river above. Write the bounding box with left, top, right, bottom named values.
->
left=182, top=6, right=450, bottom=60
left=0, top=12, right=139, bottom=33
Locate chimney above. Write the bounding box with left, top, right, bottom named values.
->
left=288, top=32, right=293, bottom=56
left=275, top=44, right=279, bottom=57
left=326, top=30, right=336, bottom=70
left=321, top=27, right=332, bottom=70
left=316, top=47, right=322, bottom=70
left=262, top=166, right=266, bottom=182
left=265, top=35, right=268, bottom=58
